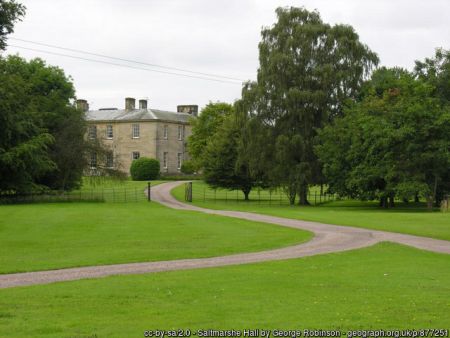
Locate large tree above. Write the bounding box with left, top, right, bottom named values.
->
left=0, top=0, right=25, bottom=51
left=187, top=102, right=234, bottom=170
left=0, top=55, right=89, bottom=193
left=202, top=108, right=257, bottom=200
left=316, top=67, right=450, bottom=209
left=244, top=7, right=378, bottom=205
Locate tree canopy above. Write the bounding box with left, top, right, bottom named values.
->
left=240, top=7, right=379, bottom=204
left=187, top=102, right=234, bottom=170
left=202, top=108, right=257, bottom=200
left=0, top=55, right=89, bottom=193
left=316, top=66, right=450, bottom=209
left=0, top=0, right=25, bottom=51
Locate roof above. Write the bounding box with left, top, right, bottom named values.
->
left=85, top=108, right=193, bottom=123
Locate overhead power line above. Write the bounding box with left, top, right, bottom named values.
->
left=9, top=37, right=246, bottom=82
left=7, top=44, right=243, bottom=85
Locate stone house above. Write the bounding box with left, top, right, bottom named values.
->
left=78, top=97, right=197, bottom=175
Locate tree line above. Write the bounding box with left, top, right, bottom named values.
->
left=188, top=7, right=450, bottom=209
left=0, top=1, right=122, bottom=195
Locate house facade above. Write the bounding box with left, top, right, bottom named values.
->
left=79, top=97, right=197, bottom=175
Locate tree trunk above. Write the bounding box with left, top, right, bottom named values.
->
left=425, top=176, right=439, bottom=211
left=320, top=183, right=323, bottom=195
left=414, top=194, right=419, bottom=203
left=388, top=194, right=395, bottom=208
left=298, top=185, right=309, bottom=205
left=379, top=196, right=388, bottom=208
left=242, top=188, right=250, bottom=201
left=426, top=196, right=433, bottom=211
left=288, top=192, right=296, bottom=205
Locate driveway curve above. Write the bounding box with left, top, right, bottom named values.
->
left=0, top=181, right=448, bottom=289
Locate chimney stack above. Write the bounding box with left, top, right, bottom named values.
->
left=177, top=105, right=198, bottom=117
left=76, top=99, right=89, bottom=112
left=125, top=97, right=136, bottom=111
left=139, top=99, right=148, bottom=109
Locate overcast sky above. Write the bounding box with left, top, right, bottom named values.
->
left=4, top=0, right=449, bottom=111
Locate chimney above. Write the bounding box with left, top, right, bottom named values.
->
left=76, top=99, right=89, bottom=112
left=177, top=105, right=198, bottom=117
left=125, top=97, right=136, bottom=111
left=139, top=99, right=148, bottom=109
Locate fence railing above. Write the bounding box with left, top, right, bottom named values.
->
left=185, top=184, right=338, bottom=206
left=0, top=186, right=150, bottom=204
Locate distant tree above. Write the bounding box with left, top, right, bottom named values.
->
left=316, top=67, right=450, bottom=209
left=244, top=7, right=378, bottom=205
left=187, top=102, right=234, bottom=170
left=0, top=0, right=25, bottom=51
left=130, top=157, right=160, bottom=181
left=202, top=110, right=257, bottom=200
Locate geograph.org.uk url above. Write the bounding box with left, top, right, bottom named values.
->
left=143, top=329, right=449, bottom=338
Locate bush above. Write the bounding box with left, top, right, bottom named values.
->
left=130, top=157, right=160, bottom=180
left=180, top=160, right=196, bottom=174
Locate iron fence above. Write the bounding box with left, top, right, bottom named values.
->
left=0, top=186, right=149, bottom=204
left=185, top=184, right=339, bottom=206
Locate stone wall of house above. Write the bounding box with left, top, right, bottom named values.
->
left=89, top=120, right=192, bottom=175
left=155, top=121, right=192, bottom=174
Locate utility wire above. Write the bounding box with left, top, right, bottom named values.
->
left=7, top=44, right=243, bottom=85
left=9, top=37, right=246, bottom=82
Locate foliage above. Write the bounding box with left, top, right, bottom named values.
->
left=316, top=67, right=450, bottom=209
left=241, top=7, right=378, bottom=205
left=202, top=110, right=257, bottom=200
left=415, top=48, right=450, bottom=104
left=130, top=157, right=160, bottom=180
left=0, top=0, right=25, bottom=51
left=180, top=160, right=196, bottom=174
left=187, top=102, right=234, bottom=169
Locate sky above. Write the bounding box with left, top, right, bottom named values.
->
left=4, top=0, right=450, bottom=111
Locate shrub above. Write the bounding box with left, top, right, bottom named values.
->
left=181, top=160, right=196, bottom=174
left=130, top=157, right=160, bottom=180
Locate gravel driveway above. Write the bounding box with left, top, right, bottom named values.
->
left=0, top=181, right=448, bottom=289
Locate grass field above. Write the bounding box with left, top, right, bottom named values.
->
left=172, top=181, right=450, bottom=241
left=0, top=201, right=311, bottom=274
left=0, top=243, right=448, bottom=337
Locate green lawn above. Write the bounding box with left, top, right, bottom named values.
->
left=172, top=181, right=450, bottom=241
left=0, top=202, right=311, bottom=274
left=0, top=243, right=449, bottom=337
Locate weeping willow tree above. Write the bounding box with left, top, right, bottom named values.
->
left=243, top=7, right=379, bottom=204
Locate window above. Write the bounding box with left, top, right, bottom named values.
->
left=163, top=152, right=168, bottom=169
left=177, top=153, right=182, bottom=170
left=88, top=125, right=97, bottom=139
left=177, top=125, right=183, bottom=140
left=132, top=151, right=140, bottom=160
left=132, top=124, right=140, bottom=138
left=106, top=124, right=113, bottom=139
left=106, top=153, right=114, bottom=168
left=90, top=152, right=97, bottom=169
left=163, top=125, right=168, bottom=139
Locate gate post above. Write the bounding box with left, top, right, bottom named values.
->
left=147, top=182, right=151, bottom=202
left=185, top=182, right=193, bottom=202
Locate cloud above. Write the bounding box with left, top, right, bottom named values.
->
left=5, top=0, right=449, bottom=111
